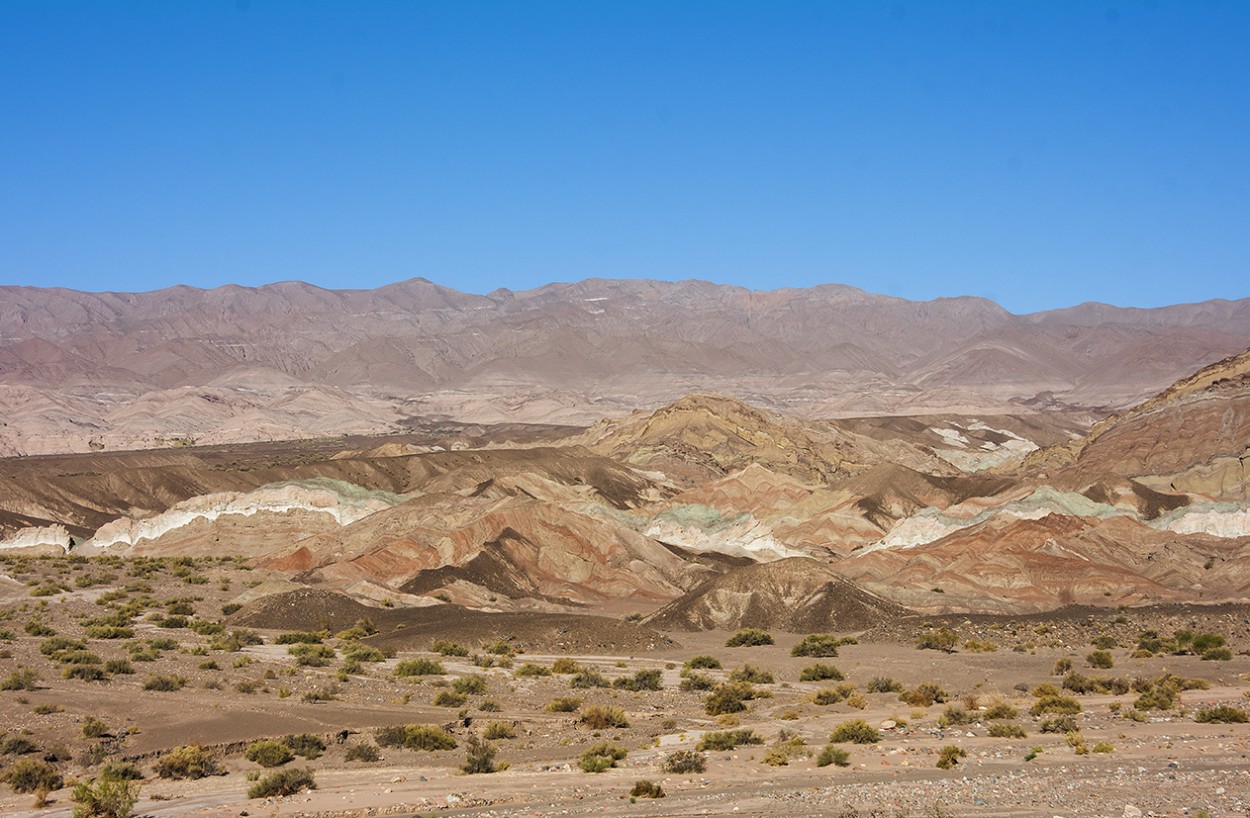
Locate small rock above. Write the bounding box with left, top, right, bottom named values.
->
left=1123, top=805, right=1143, bottom=818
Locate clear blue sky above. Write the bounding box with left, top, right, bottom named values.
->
left=1, top=1, right=1246, bottom=313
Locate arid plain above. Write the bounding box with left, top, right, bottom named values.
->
left=1, top=281, right=1249, bottom=818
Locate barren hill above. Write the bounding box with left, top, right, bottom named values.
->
left=2, top=278, right=1247, bottom=454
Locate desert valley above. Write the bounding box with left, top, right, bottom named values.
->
left=0, top=280, right=1246, bottom=817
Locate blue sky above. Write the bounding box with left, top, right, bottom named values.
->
left=1, top=1, right=1246, bottom=313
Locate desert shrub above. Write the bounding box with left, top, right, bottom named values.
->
left=280, top=734, right=325, bottom=759
left=341, top=643, right=386, bottom=663
left=1039, top=715, right=1078, bottom=734
left=245, top=740, right=293, bottom=768
left=1053, top=657, right=1074, bottom=674
left=98, top=761, right=142, bottom=781
left=697, top=729, right=762, bottom=751
left=1091, top=741, right=1115, bottom=753
left=146, top=637, right=178, bottom=651
left=247, top=767, right=315, bottom=798
left=84, top=625, right=133, bottom=640
left=104, top=659, right=134, bottom=675
left=431, top=639, right=469, bottom=656
left=661, top=749, right=707, bottom=773
left=275, top=631, right=323, bottom=645
left=345, top=743, right=380, bottom=762
left=725, top=628, right=773, bottom=647
left=1194, top=705, right=1249, bottom=723
left=830, top=719, right=880, bottom=744
left=408, top=725, right=458, bottom=751
left=461, top=734, right=502, bottom=774
left=816, top=744, right=851, bottom=767
left=0, top=734, right=38, bottom=754
left=288, top=643, right=336, bottom=667
left=64, top=665, right=108, bottom=682
left=791, top=633, right=842, bottom=657
left=982, top=701, right=1018, bottom=719
left=41, top=636, right=87, bottom=657
left=728, top=665, right=773, bottom=685
left=900, top=682, right=947, bottom=707
left=865, top=676, right=902, bottom=693
left=142, top=675, right=186, bottom=692
left=394, top=658, right=445, bottom=677
left=936, top=745, right=967, bottom=769
left=684, top=655, right=722, bottom=670
left=187, top=619, right=224, bottom=637
left=2, top=759, right=63, bottom=794
left=515, top=662, right=552, bottom=677
left=551, top=657, right=580, bottom=674
left=2, top=667, right=41, bottom=691
left=915, top=628, right=958, bottom=652
left=964, top=639, right=998, bottom=653
left=630, top=779, right=665, bottom=798
left=546, top=696, right=582, bottom=713
left=33, top=704, right=63, bottom=715
left=81, top=717, right=110, bottom=739
left=579, top=742, right=626, bottom=773
left=1086, top=650, right=1114, bottom=669
left=988, top=722, right=1027, bottom=738
left=938, top=705, right=974, bottom=727
left=570, top=669, right=609, bottom=689
left=483, top=721, right=516, bottom=740
left=1091, top=635, right=1117, bottom=649
left=155, top=745, right=220, bottom=779
left=1201, top=647, right=1233, bottom=661
left=614, top=668, right=663, bottom=691
left=1133, top=681, right=1179, bottom=711
left=811, top=687, right=847, bottom=706
left=580, top=705, right=629, bottom=729
left=433, top=690, right=467, bottom=707
left=221, top=603, right=243, bottom=616
left=1030, top=695, right=1081, bottom=716
left=704, top=681, right=757, bottom=716
left=680, top=672, right=715, bottom=691
left=452, top=674, right=488, bottom=695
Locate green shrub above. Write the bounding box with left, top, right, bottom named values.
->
left=1, top=667, right=41, bottom=691
left=2, top=759, right=63, bottom=793
left=816, top=745, right=851, bottom=767
left=281, top=734, right=325, bottom=759
left=679, top=672, right=715, bottom=692
left=725, top=628, right=773, bottom=647
left=630, top=779, right=665, bottom=798
left=81, top=717, right=110, bottom=739
left=104, top=659, right=134, bottom=675
left=452, top=674, right=488, bottom=695
left=394, top=658, right=445, bottom=677
left=900, top=682, right=947, bottom=707
left=84, top=625, right=133, bottom=640
left=341, top=643, right=386, bottom=663
left=936, top=745, right=966, bottom=769
left=570, top=669, right=609, bottom=688
left=988, top=722, right=1027, bottom=738
left=155, top=745, right=220, bottom=779
left=0, top=734, right=38, bottom=755
left=247, top=767, right=315, bottom=798
left=1039, top=715, right=1078, bottom=734
left=245, top=740, right=294, bottom=768
left=288, top=643, right=336, bottom=666
left=1201, top=647, right=1233, bottom=661
left=579, top=742, right=626, bottom=773
left=98, top=761, right=142, bottom=781
left=431, top=639, right=469, bottom=656
left=551, top=657, right=580, bottom=674
left=983, top=702, right=1018, bottom=719
left=461, top=734, right=501, bottom=774
left=812, top=687, right=847, bottom=706
left=728, top=665, right=773, bottom=685
left=1030, top=695, right=1081, bottom=716
left=697, top=729, right=762, bottom=751
left=374, top=724, right=456, bottom=751
left=142, top=675, right=186, bottom=692
left=483, top=721, right=516, bottom=740
left=546, top=696, right=582, bottom=713
left=704, top=681, right=757, bottom=716
left=580, top=705, right=629, bottom=729
left=791, top=633, right=843, bottom=657
left=938, top=705, right=974, bottom=727
left=274, top=631, right=323, bottom=644
left=661, top=749, right=706, bottom=773
left=432, top=690, right=467, bottom=707
left=1053, top=658, right=1074, bottom=674
left=345, top=743, right=380, bottom=762
left=799, top=662, right=844, bottom=682
left=613, top=668, right=663, bottom=691
left=1194, top=705, right=1249, bottom=723
left=515, top=663, right=551, bottom=677
left=63, top=665, right=108, bottom=682
left=1086, top=650, right=1114, bottom=669
left=684, top=655, right=721, bottom=670
left=915, top=628, right=958, bottom=652
left=829, top=719, right=880, bottom=744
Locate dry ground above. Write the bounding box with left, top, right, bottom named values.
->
left=1, top=555, right=1248, bottom=818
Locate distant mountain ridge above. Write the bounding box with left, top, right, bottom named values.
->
left=1, top=277, right=1247, bottom=454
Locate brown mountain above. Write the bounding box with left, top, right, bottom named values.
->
left=2, top=278, right=1247, bottom=454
